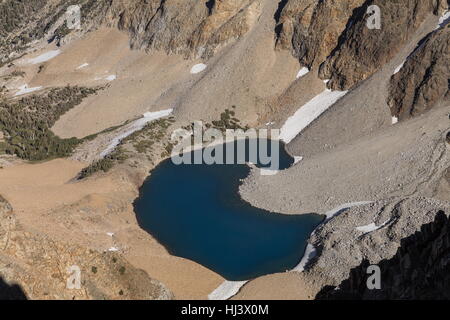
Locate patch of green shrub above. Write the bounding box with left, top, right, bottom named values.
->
left=0, top=86, right=98, bottom=161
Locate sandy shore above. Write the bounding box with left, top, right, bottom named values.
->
left=233, top=272, right=319, bottom=300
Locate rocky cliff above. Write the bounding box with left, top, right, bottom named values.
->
left=316, top=209, right=450, bottom=299
left=388, top=25, right=450, bottom=120
left=0, top=0, right=262, bottom=63
left=108, top=0, right=262, bottom=59
left=275, top=0, right=366, bottom=69
left=0, top=196, right=172, bottom=300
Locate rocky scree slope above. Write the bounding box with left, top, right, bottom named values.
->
left=275, top=0, right=448, bottom=95
left=0, top=196, right=173, bottom=300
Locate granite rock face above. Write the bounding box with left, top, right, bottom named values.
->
left=275, top=0, right=366, bottom=69
left=0, top=0, right=262, bottom=63
left=275, top=0, right=447, bottom=91
left=316, top=209, right=450, bottom=299
left=388, top=25, right=450, bottom=120
left=106, top=0, right=262, bottom=59
left=305, top=198, right=450, bottom=291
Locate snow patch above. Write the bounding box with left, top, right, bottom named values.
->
left=294, top=156, right=303, bottom=164
left=260, top=168, right=279, bottom=176
left=296, top=67, right=310, bottom=79
left=324, top=201, right=373, bottom=222
left=190, top=63, right=207, bottom=74
left=14, top=85, right=43, bottom=96
left=393, top=62, right=404, bottom=75
left=436, top=10, right=450, bottom=29
left=208, top=281, right=248, bottom=300
left=99, top=109, right=173, bottom=158
left=27, top=50, right=61, bottom=64
left=392, top=116, right=398, bottom=125
left=356, top=219, right=391, bottom=234
left=279, top=89, right=348, bottom=143
left=76, top=63, right=89, bottom=70
left=293, top=244, right=317, bottom=272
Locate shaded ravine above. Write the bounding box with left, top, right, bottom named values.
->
left=134, top=139, right=323, bottom=281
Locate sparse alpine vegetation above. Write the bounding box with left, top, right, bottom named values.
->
left=78, top=117, right=176, bottom=179
left=0, top=86, right=99, bottom=161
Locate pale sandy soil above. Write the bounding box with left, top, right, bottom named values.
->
left=0, top=159, right=223, bottom=299
left=233, top=272, right=319, bottom=300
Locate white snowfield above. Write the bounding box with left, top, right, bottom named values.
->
left=190, top=63, right=207, bottom=74
left=393, top=62, right=405, bottom=75
left=208, top=281, right=248, bottom=300
left=279, top=89, right=348, bottom=143
left=436, top=10, right=450, bottom=29
left=76, top=63, right=89, bottom=70
left=14, top=85, right=43, bottom=96
left=356, top=218, right=392, bottom=234
left=296, top=67, right=310, bottom=79
left=99, top=109, right=173, bottom=158
left=27, top=50, right=61, bottom=65
left=324, top=201, right=373, bottom=222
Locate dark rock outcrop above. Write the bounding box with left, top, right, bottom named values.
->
left=275, top=0, right=447, bottom=91
left=388, top=26, right=450, bottom=120
left=304, top=198, right=450, bottom=291
left=0, top=196, right=173, bottom=300
left=317, top=210, right=450, bottom=299
left=319, top=0, right=446, bottom=90
left=275, top=0, right=365, bottom=69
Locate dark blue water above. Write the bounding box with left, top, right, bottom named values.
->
left=134, top=139, right=323, bottom=281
